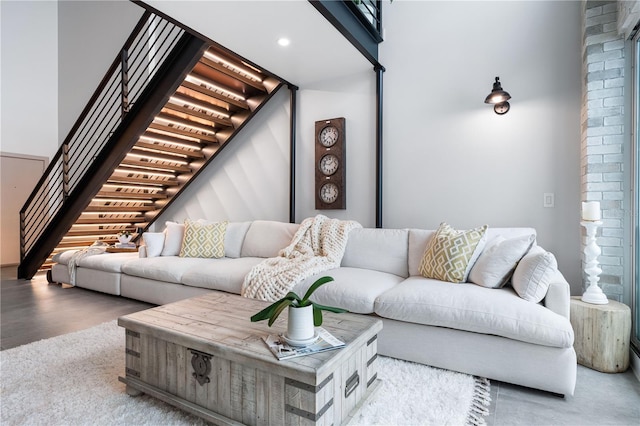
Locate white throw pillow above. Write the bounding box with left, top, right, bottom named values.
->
left=142, top=232, right=165, bottom=258
left=161, top=221, right=185, bottom=256
left=468, top=234, right=535, bottom=288
left=511, top=245, right=558, bottom=303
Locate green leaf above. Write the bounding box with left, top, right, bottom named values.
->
left=283, top=291, right=302, bottom=304
left=250, top=294, right=297, bottom=322
left=250, top=301, right=283, bottom=322
left=312, top=302, right=348, bottom=314
left=313, top=306, right=323, bottom=326
left=302, top=276, right=334, bottom=303
left=268, top=299, right=293, bottom=327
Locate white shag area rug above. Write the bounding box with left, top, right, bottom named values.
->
left=0, top=321, right=490, bottom=426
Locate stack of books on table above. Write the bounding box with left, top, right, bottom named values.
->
left=114, top=242, right=136, bottom=249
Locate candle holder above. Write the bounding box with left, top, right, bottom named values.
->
left=581, top=220, right=608, bottom=305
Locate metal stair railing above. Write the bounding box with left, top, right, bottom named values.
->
left=19, top=11, right=185, bottom=264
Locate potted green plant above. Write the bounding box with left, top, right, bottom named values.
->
left=250, top=276, right=347, bottom=343
left=117, top=230, right=132, bottom=244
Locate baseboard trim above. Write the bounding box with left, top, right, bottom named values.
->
left=631, top=347, right=640, bottom=383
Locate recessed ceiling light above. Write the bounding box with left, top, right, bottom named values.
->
left=277, top=38, right=290, bottom=47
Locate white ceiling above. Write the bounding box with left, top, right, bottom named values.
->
left=144, top=1, right=373, bottom=86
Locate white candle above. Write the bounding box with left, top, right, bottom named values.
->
left=582, top=201, right=601, bottom=221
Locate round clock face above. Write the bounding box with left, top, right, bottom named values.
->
left=319, top=125, right=339, bottom=147
left=319, top=154, right=339, bottom=176
left=319, top=183, right=339, bottom=204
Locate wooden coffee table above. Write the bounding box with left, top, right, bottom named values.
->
left=118, top=291, right=382, bottom=425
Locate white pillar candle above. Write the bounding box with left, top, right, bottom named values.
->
left=582, top=201, right=601, bottom=221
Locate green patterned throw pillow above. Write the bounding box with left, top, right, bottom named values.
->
left=419, top=222, right=488, bottom=283
left=179, top=220, right=227, bottom=258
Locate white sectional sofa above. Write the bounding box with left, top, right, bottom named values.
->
left=50, top=220, right=577, bottom=396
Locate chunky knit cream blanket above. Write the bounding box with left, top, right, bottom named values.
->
left=241, top=215, right=362, bottom=301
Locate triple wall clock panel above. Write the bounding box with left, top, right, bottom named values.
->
left=315, top=117, right=346, bottom=209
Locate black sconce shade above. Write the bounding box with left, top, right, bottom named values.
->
left=484, top=76, right=511, bottom=115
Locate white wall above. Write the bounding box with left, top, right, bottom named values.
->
left=1, top=1, right=58, bottom=158
left=381, top=1, right=582, bottom=291
left=58, top=0, right=143, bottom=141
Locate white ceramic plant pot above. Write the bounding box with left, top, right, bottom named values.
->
left=118, top=234, right=132, bottom=244
left=286, top=305, right=315, bottom=341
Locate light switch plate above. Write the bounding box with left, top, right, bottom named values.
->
left=544, top=193, right=555, bottom=208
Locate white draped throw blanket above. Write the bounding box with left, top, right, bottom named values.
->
left=67, top=244, right=107, bottom=286
left=241, top=215, right=362, bottom=301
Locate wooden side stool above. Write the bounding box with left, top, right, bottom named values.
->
left=569, top=296, right=631, bottom=373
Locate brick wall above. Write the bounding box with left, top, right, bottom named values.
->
left=581, top=0, right=626, bottom=301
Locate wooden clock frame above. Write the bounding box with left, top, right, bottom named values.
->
left=315, top=117, right=346, bottom=210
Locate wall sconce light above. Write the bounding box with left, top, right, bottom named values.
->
left=484, top=76, right=511, bottom=115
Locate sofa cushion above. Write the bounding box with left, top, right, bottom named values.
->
left=179, top=220, right=227, bottom=258
left=181, top=257, right=263, bottom=294
left=224, top=222, right=251, bottom=258
left=121, top=256, right=211, bottom=284
left=512, top=245, right=558, bottom=303
left=418, top=223, right=488, bottom=283
left=341, top=228, right=409, bottom=277
left=161, top=221, right=184, bottom=256
left=292, top=267, right=404, bottom=314
left=76, top=252, right=139, bottom=273
left=468, top=233, right=535, bottom=288
left=374, top=276, right=574, bottom=348
left=142, top=232, right=165, bottom=257
left=240, top=220, right=299, bottom=258
left=408, top=229, right=436, bottom=276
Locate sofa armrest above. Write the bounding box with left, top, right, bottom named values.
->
left=543, top=269, right=571, bottom=319
left=138, top=245, right=148, bottom=258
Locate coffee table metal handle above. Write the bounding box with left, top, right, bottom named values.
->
left=345, top=371, right=360, bottom=398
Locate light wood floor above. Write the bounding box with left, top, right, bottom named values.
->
left=2, top=266, right=639, bottom=425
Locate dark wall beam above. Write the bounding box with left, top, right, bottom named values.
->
left=375, top=64, right=385, bottom=228
left=289, top=84, right=299, bottom=224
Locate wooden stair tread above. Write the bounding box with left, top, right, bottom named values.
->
left=181, top=80, right=249, bottom=110
left=198, top=56, right=266, bottom=92
left=96, top=191, right=169, bottom=199
left=148, top=122, right=219, bottom=143
left=107, top=176, right=180, bottom=186
left=129, top=147, right=195, bottom=164
left=164, top=102, right=233, bottom=128
left=169, top=92, right=232, bottom=119
left=155, top=112, right=217, bottom=135
left=135, top=141, right=204, bottom=158
left=75, top=218, right=148, bottom=224
left=141, top=130, right=206, bottom=150
left=85, top=205, right=156, bottom=212
left=120, top=159, right=191, bottom=173
left=64, top=229, right=137, bottom=237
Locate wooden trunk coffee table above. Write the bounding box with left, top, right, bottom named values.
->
left=118, top=291, right=382, bottom=425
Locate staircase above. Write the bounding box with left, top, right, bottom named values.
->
left=18, top=12, right=283, bottom=279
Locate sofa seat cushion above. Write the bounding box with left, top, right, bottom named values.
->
left=76, top=252, right=140, bottom=273
left=341, top=228, right=409, bottom=278
left=292, top=267, right=404, bottom=314
left=374, top=276, right=574, bottom=348
left=121, top=256, right=212, bottom=284
left=181, top=257, right=263, bottom=294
